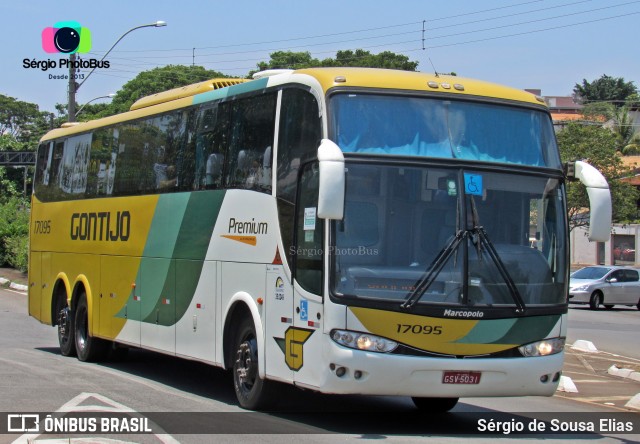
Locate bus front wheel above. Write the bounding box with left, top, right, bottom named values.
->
left=411, top=397, right=459, bottom=413
left=232, top=317, right=275, bottom=410
left=74, top=292, right=108, bottom=362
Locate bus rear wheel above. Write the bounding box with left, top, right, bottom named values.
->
left=74, top=292, right=108, bottom=362
left=411, top=397, right=459, bottom=413
left=57, top=298, right=76, bottom=357
left=232, top=317, right=275, bottom=410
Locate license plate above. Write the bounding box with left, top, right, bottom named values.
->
left=442, top=371, right=481, bottom=384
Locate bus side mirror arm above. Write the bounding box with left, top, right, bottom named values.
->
left=565, top=160, right=612, bottom=242
left=317, top=139, right=345, bottom=220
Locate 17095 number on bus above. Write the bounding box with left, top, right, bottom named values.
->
left=396, top=324, right=442, bottom=335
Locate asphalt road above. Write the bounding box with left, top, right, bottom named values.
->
left=566, top=305, right=640, bottom=360
left=0, top=287, right=638, bottom=443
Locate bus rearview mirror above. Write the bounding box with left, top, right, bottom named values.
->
left=573, top=160, right=612, bottom=242
left=317, top=139, right=345, bottom=220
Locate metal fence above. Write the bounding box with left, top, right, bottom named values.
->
left=0, top=151, right=36, bottom=166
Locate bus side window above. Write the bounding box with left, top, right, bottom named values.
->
left=276, top=88, right=323, bottom=268
left=34, top=142, right=52, bottom=199
left=224, top=93, right=276, bottom=192
left=295, top=162, right=323, bottom=295
left=193, top=104, right=226, bottom=190
left=87, top=128, right=113, bottom=197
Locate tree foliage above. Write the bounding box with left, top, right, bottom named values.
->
left=0, top=94, right=50, bottom=149
left=573, top=75, right=637, bottom=106
left=0, top=196, right=30, bottom=272
left=252, top=49, right=418, bottom=76
left=582, top=100, right=639, bottom=152
left=558, top=123, right=639, bottom=231
left=75, top=65, right=228, bottom=119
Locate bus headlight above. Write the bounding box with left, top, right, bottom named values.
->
left=518, top=338, right=565, bottom=357
left=331, top=329, right=398, bottom=353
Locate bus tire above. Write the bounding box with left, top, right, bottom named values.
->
left=589, top=291, right=603, bottom=310
left=74, top=292, right=108, bottom=362
left=56, top=296, right=76, bottom=357
left=232, top=317, right=275, bottom=410
left=411, top=397, right=459, bottom=413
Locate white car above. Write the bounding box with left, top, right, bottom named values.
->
left=569, top=266, right=640, bottom=310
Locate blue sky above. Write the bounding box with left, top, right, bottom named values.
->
left=4, top=0, right=640, bottom=114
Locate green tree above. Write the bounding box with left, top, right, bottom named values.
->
left=0, top=94, right=48, bottom=197
left=325, top=49, right=418, bottom=70
left=103, top=65, right=228, bottom=116
left=573, top=75, right=637, bottom=106
left=582, top=100, right=639, bottom=152
left=0, top=196, right=30, bottom=271
left=252, top=49, right=419, bottom=76
left=255, top=51, right=321, bottom=73
left=558, top=123, right=639, bottom=231
left=0, top=94, right=50, bottom=149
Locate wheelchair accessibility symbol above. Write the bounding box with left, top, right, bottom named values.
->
left=299, top=300, right=308, bottom=321
left=464, top=173, right=483, bottom=196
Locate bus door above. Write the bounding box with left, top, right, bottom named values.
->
left=291, top=162, right=324, bottom=383
left=264, top=265, right=294, bottom=382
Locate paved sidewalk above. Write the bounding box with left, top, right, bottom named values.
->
left=558, top=344, right=640, bottom=411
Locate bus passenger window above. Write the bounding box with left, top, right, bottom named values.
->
left=194, top=104, right=227, bottom=190
left=295, top=163, right=324, bottom=295
left=224, top=93, right=276, bottom=192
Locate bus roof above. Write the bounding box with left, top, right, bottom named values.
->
left=294, top=67, right=544, bottom=106
left=40, top=68, right=545, bottom=143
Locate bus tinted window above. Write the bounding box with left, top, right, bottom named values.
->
left=224, top=93, right=276, bottom=192
left=330, top=94, right=561, bottom=169
left=276, top=88, right=322, bottom=268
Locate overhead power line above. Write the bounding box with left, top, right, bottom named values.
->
left=82, top=0, right=640, bottom=87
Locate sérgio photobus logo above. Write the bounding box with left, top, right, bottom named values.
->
left=24, top=21, right=110, bottom=78
left=42, top=21, right=92, bottom=54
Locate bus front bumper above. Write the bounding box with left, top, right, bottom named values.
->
left=311, top=338, right=564, bottom=398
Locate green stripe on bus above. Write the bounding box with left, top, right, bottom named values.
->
left=141, top=190, right=225, bottom=325
left=193, top=78, right=269, bottom=105
left=454, top=314, right=560, bottom=345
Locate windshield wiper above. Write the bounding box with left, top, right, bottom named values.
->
left=468, top=197, right=526, bottom=314
left=401, top=197, right=527, bottom=314
left=402, top=230, right=467, bottom=310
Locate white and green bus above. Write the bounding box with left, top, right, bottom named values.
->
left=29, top=68, right=611, bottom=411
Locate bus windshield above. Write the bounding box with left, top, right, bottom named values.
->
left=332, top=163, right=568, bottom=308
left=330, top=93, right=561, bottom=168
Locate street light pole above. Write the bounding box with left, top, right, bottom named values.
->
left=67, top=20, right=166, bottom=123
left=75, top=93, right=115, bottom=118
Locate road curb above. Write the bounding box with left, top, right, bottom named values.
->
left=571, top=339, right=598, bottom=353
left=557, top=375, right=578, bottom=393
left=625, top=393, right=640, bottom=410
left=9, top=282, right=28, bottom=292
left=608, top=364, right=640, bottom=381
left=1, top=277, right=27, bottom=293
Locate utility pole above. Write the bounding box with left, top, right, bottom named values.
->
left=68, top=53, right=77, bottom=122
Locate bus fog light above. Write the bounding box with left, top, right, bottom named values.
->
left=518, top=338, right=565, bottom=357
left=335, top=366, right=346, bottom=377
left=331, top=329, right=398, bottom=353
left=540, top=374, right=549, bottom=383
